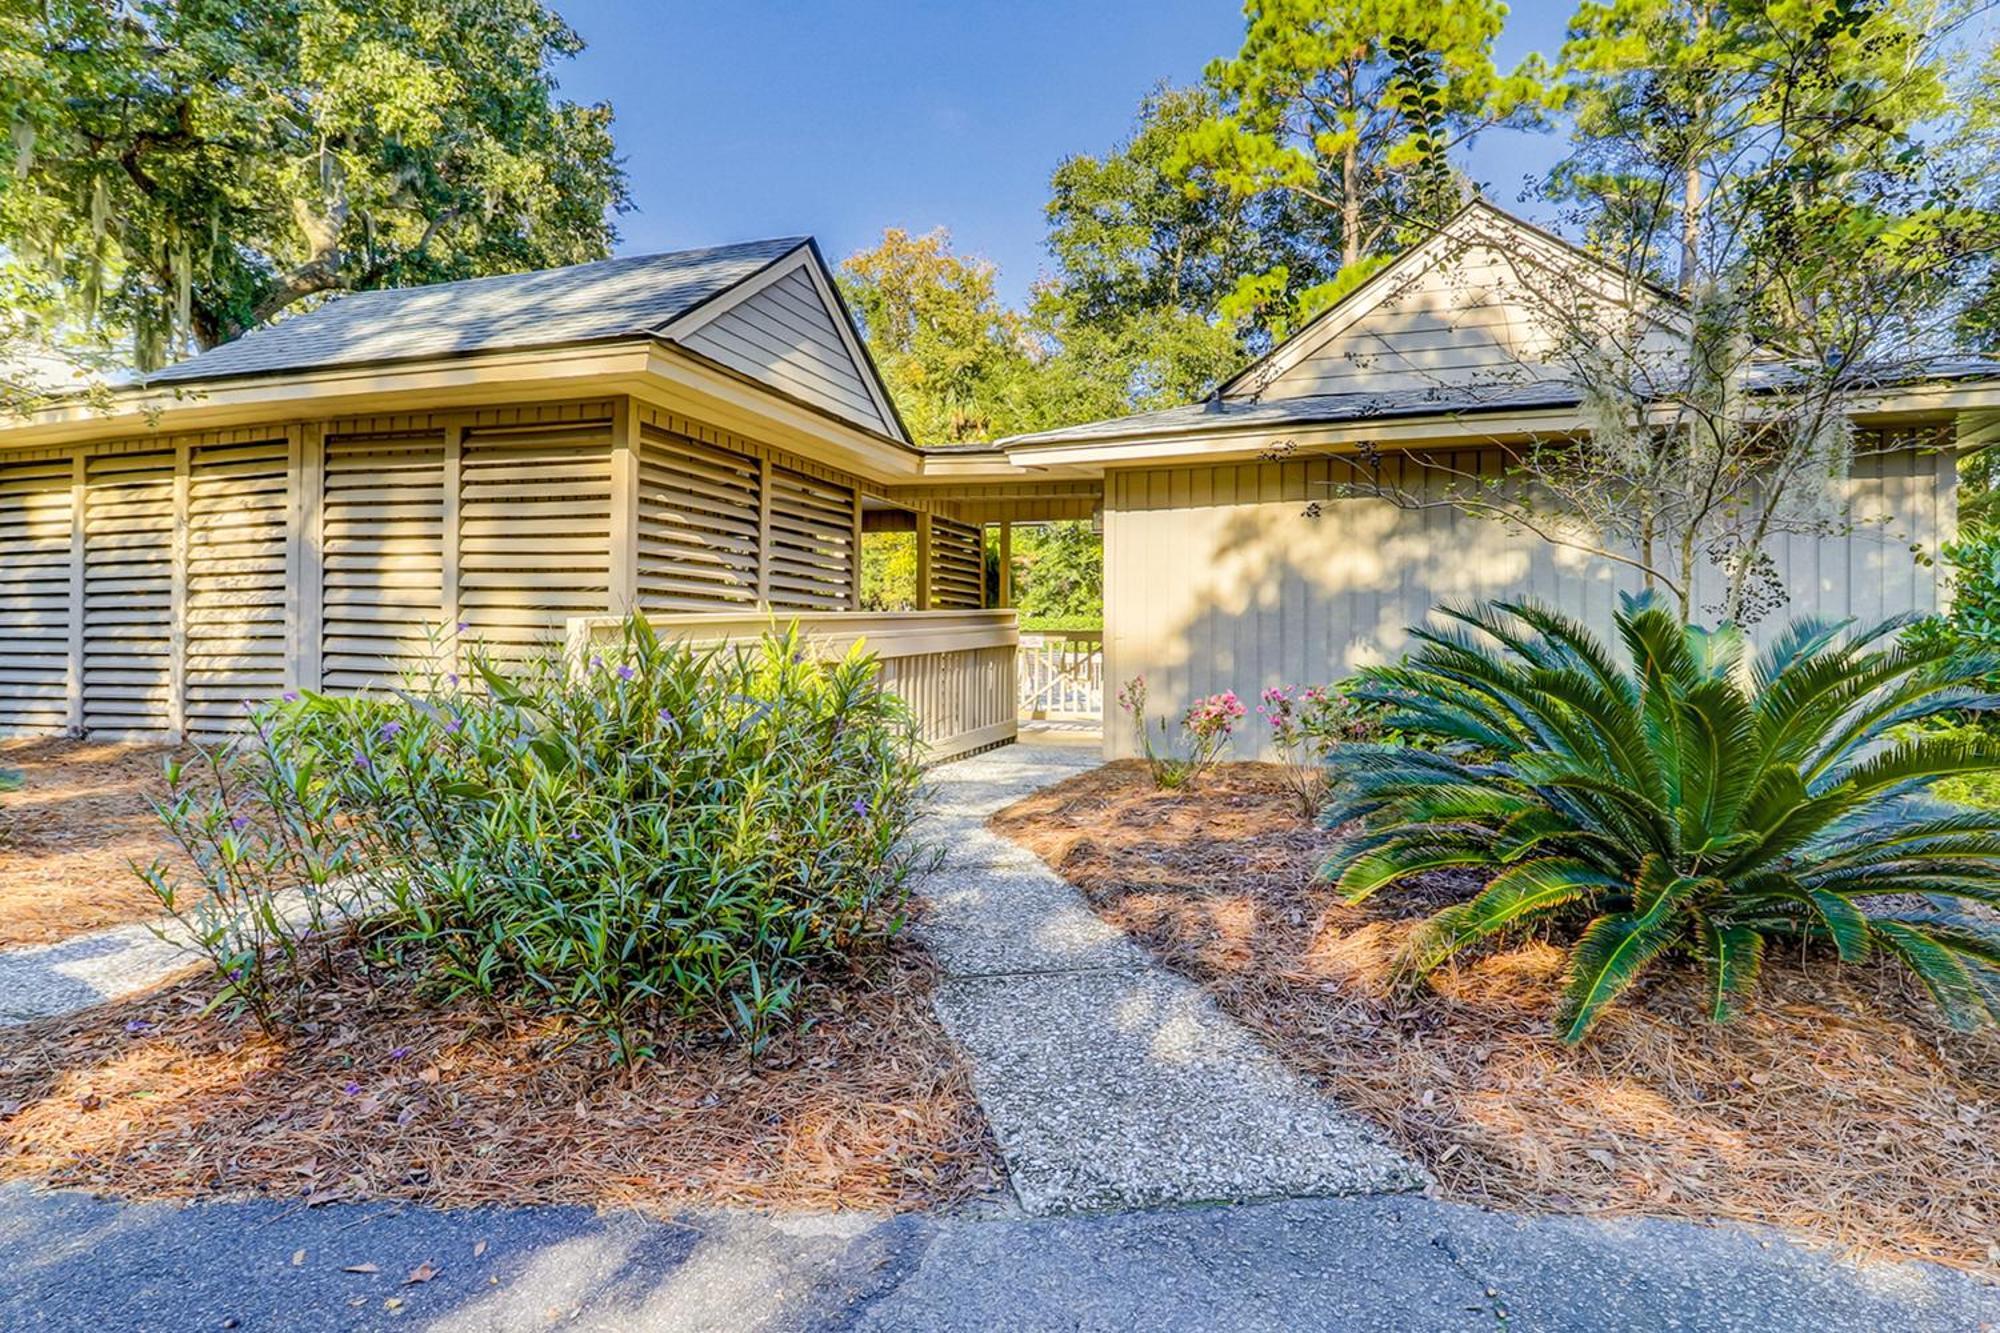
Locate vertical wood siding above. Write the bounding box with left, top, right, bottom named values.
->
left=0, top=455, right=76, bottom=733
left=1103, top=442, right=1954, bottom=759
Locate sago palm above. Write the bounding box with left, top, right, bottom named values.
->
left=1324, top=593, right=2000, bottom=1042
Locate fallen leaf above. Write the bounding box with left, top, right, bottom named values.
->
left=404, top=1261, right=440, bottom=1285
left=343, top=1263, right=379, bottom=1274
left=291, top=1250, right=305, bottom=1267
left=472, top=1240, right=488, bottom=1259
left=384, top=1297, right=403, bottom=1311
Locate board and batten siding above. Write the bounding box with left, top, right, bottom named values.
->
left=1102, top=439, right=1956, bottom=760
left=0, top=394, right=891, bottom=741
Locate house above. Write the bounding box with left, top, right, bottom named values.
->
left=0, top=203, right=1992, bottom=759
left=0, top=238, right=1090, bottom=754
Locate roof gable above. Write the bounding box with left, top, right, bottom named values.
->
left=659, top=246, right=905, bottom=441
left=1224, top=201, right=1688, bottom=403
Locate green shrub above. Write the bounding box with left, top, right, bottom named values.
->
left=1325, top=593, right=2000, bottom=1043
left=143, top=618, right=929, bottom=1061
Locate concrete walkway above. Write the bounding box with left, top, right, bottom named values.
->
left=0, top=917, right=199, bottom=1025
left=4, top=1182, right=1995, bottom=1332
left=910, top=740, right=1427, bottom=1216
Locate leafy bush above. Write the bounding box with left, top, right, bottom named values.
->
left=143, top=618, right=928, bottom=1061
left=1115, top=675, right=1245, bottom=789
left=1325, top=593, right=2000, bottom=1043
left=1258, top=685, right=1378, bottom=816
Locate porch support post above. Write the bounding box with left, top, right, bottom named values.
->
left=915, top=511, right=933, bottom=611
left=608, top=396, right=640, bottom=614
left=997, top=521, right=1013, bottom=609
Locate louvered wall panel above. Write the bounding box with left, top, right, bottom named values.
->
left=636, top=427, right=761, bottom=610
left=321, top=432, right=447, bottom=691
left=459, top=421, right=611, bottom=668
left=82, top=449, right=176, bottom=735
left=929, top=516, right=985, bottom=610
left=0, top=456, right=75, bottom=733
left=766, top=466, right=857, bottom=611
left=185, top=439, right=291, bottom=737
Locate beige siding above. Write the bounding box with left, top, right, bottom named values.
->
left=0, top=454, right=75, bottom=733
left=458, top=418, right=614, bottom=670
left=184, top=437, right=292, bottom=738
left=82, top=447, right=176, bottom=736
left=320, top=429, right=449, bottom=692
left=927, top=515, right=985, bottom=609
left=635, top=426, right=763, bottom=610
left=1256, top=235, right=1681, bottom=401
left=679, top=266, right=893, bottom=436
left=765, top=465, right=859, bottom=611
left=1102, top=445, right=1955, bottom=759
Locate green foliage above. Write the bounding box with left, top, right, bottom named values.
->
left=0, top=0, right=627, bottom=364
left=143, top=619, right=927, bottom=1062
left=861, top=531, right=919, bottom=612
left=1009, top=521, right=1102, bottom=627
left=1182, top=0, right=1549, bottom=276
left=1325, top=593, right=2000, bottom=1043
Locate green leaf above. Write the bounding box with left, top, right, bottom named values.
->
left=1397, top=857, right=1624, bottom=978
left=1695, top=915, right=1763, bottom=1023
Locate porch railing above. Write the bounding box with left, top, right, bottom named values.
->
left=1018, top=630, right=1104, bottom=720
left=565, top=609, right=1019, bottom=763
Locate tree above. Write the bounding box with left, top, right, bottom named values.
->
left=1327, top=0, right=1998, bottom=624
left=838, top=228, right=1039, bottom=444
left=1179, top=0, right=1549, bottom=324
left=0, top=0, right=626, bottom=367
left=1010, top=521, right=1104, bottom=627
left=1036, top=84, right=1301, bottom=405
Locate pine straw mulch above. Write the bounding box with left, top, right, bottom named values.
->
left=0, top=737, right=196, bottom=949
left=0, top=941, right=1003, bottom=1215
left=991, top=760, right=2000, bottom=1278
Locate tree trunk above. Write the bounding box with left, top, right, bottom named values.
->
left=1343, top=139, right=1362, bottom=271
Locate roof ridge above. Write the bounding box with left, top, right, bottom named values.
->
left=316, top=236, right=812, bottom=308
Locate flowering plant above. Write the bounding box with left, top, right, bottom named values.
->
left=1117, top=676, right=1245, bottom=789
left=1257, top=684, right=1376, bottom=816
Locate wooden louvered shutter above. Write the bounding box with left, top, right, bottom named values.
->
left=459, top=420, right=611, bottom=668
left=320, top=432, right=448, bottom=691
left=636, top=428, right=761, bottom=610
left=184, top=439, right=291, bottom=737
left=0, top=456, right=75, bottom=733
left=765, top=466, right=858, bottom=611
left=928, top=515, right=986, bottom=609
left=82, top=449, right=176, bottom=736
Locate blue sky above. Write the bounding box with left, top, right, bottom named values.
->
left=554, top=2, right=1575, bottom=307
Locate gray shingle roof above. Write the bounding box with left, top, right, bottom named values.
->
left=1001, top=380, right=1587, bottom=448
left=145, top=238, right=808, bottom=385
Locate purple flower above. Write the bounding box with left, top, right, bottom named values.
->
left=282, top=691, right=300, bottom=704
left=379, top=721, right=402, bottom=742
left=352, top=747, right=372, bottom=772
left=230, top=815, right=250, bottom=831
left=124, top=1019, right=152, bottom=1034
left=590, top=655, right=604, bottom=670
left=616, top=664, right=636, bottom=682
left=445, top=673, right=459, bottom=687
left=657, top=708, right=674, bottom=726
left=445, top=716, right=462, bottom=735
left=851, top=796, right=870, bottom=817
left=388, top=1046, right=410, bottom=1061
left=341, top=1081, right=361, bottom=1097
left=456, top=621, right=470, bottom=633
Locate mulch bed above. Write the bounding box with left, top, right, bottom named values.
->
left=0, top=738, right=195, bottom=949
left=0, top=943, right=1002, bottom=1214
left=992, top=760, right=2000, bottom=1277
